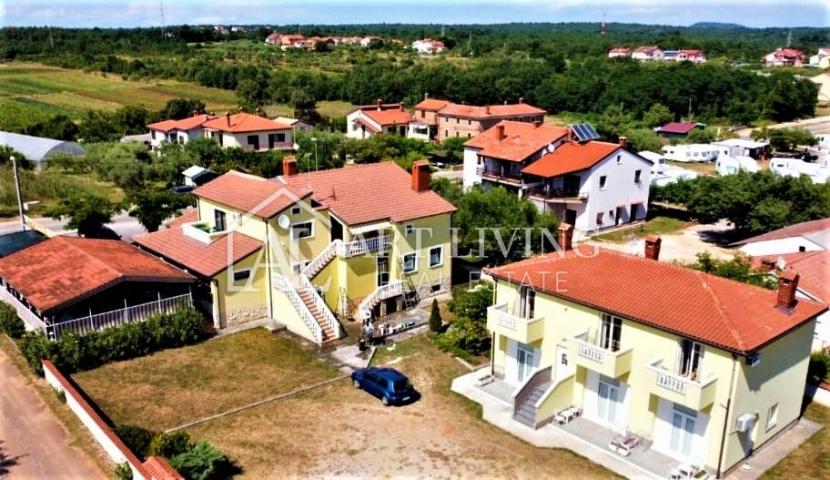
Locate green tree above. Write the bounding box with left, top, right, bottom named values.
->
left=127, top=188, right=193, bottom=232
left=46, top=192, right=120, bottom=238
left=753, top=127, right=816, bottom=152
left=433, top=284, right=494, bottom=359
left=687, top=252, right=776, bottom=289
left=0, top=303, right=25, bottom=338
left=642, top=103, right=673, bottom=128
left=114, top=462, right=133, bottom=480
left=159, top=98, right=206, bottom=120
left=623, top=128, right=663, bottom=152
left=430, top=177, right=463, bottom=206
left=171, top=440, right=230, bottom=480
left=429, top=299, right=442, bottom=332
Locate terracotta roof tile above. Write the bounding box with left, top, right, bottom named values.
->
left=656, top=122, right=699, bottom=135
left=354, top=117, right=382, bottom=133
left=415, top=99, right=450, bottom=111
left=363, top=108, right=413, bottom=126
left=522, top=141, right=621, bottom=177
left=486, top=247, right=827, bottom=354
left=147, top=114, right=215, bottom=133
left=193, top=171, right=312, bottom=219
left=752, top=250, right=830, bottom=302
left=438, top=102, right=545, bottom=120
left=202, top=113, right=291, bottom=133
left=134, top=222, right=263, bottom=278
left=0, top=237, right=194, bottom=313
left=464, top=121, right=568, bottom=162
left=143, top=457, right=184, bottom=480
left=733, top=218, right=830, bottom=247
left=282, top=162, right=456, bottom=225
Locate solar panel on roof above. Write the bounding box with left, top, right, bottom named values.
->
left=569, top=123, right=600, bottom=142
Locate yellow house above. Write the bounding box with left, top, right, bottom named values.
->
left=470, top=228, right=826, bottom=477
left=135, top=159, right=455, bottom=345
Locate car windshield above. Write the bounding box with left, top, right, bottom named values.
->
left=391, top=379, right=410, bottom=391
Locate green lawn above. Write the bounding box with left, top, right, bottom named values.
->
left=591, top=216, right=688, bottom=243
left=762, top=403, right=830, bottom=479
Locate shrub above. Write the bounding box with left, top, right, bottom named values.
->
left=428, top=299, right=442, bottom=333
left=809, top=351, right=830, bottom=385
left=19, top=307, right=204, bottom=374
left=171, top=440, right=232, bottom=480
left=432, top=284, right=494, bottom=359
left=114, top=462, right=133, bottom=480
left=116, top=425, right=156, bottom=458
left=148, top=431, right=191, bottom=458
left=0, top=303, right=25, bottom=338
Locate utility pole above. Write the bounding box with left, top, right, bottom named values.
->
left=160, top=0, right=166, bottom=40
left=688, top=97, right=693, bottom=120
left=11, top=156, right=26, bottom=231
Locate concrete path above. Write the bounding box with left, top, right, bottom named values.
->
left=0, top=347, right=104, bottom=479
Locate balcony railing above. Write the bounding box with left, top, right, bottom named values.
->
left=479, top=170, right=523, bottom=185
left=358, top=280, right=404, bottom=321
left=647, top=358, right=718, bottom=410
left=487, top=303, right=545, bottom=343
left=338, top=235, right=391, bottom=258
left=525, top=186, right=588, bottom=202
left=0, top=283, right=49, bottom=331
left=568, top=330, right=633, bottom=378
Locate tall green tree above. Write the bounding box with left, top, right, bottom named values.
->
left=127, top=188, right=193, bottom=232
left=46, top=192, right=120, bottom=238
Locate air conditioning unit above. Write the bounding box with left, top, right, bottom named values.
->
left=746, top=352, right=761, bottom=367
left=735, top=413, right=755, bottom=433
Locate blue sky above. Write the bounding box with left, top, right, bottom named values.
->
left=1, top=1, right=828, bottom=28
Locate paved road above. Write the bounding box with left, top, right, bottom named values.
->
left=0, top=347, right=105, bottom=479
left=735, top=115, right=830, bottom=138
left=0, top=212, right=146, bottom=242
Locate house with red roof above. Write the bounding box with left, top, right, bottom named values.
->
left=411, top=38, right=445, bottom=54
left=654, top=121, right=705, bottom=138
left=264, top=32, right=281, bottom=45
left=607, top=47, right=632, bottom=59
left=202, top=112, right=293, bottom=151
left=462, top=120, right=568, bottom=189
left=346, top=102, right=414, bottom=139
left=632, top=45, right=663, bottom=61
left=418, top=97, right=546, bottom=142
left=453, top=231, right=826, bottom=478
left=764, top=48, right=805, bottom=67
left=147, top=113, right=216, bottom=149
left=135, top=158, right=455, bottom=345
left=0, top=237, right=195, bottom=338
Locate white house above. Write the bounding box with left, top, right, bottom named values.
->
left=345, top=103, right=413, bottom=139
left=521, top=138, right=653, bottom=237
left=608, top=47, right=632, bottom=58
left=462, top=120, right=568, bottom=190
left=769, top=157, right=830, bottom=184
left=201, top=113, right=293, bottom=151
left=412, top=39, right=445, bottom=55
left=147, top=114, right=215, bottom=149
left=734, top=217, right=830, bottom=257
left=661, top=144, right=722, bottom=162
left=632, top=46, right=663, bottom=61
left=809, top=48, right=830, bottom=68
left=811, top=73, right=830, bottom=106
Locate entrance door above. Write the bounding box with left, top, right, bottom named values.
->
left=597, top=379, right=622, bottom=425
left=330, top=218, right=344, bottom=242
left=518, top=286, right=535, bottom=319
left=377, top=257, right=389, bottom=287
left=565, top=209, right=577, bottom=226
left=629, top=204, right=638, bottom=223
left=615, top=207, right=624, bottom=225
left=670, top=408, right=697, bottom=458
left=517, top=344, right=535, bottom=383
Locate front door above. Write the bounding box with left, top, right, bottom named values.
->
left=597, top=378, right=622, bottom=426
left=518, top=286, right=535, bottom=319
left=565, top=209, right=577, bottom=226
left=377, top=257, right=389, bottom=287
left=517, top=345, right=535, bottom=383
left=330, top=218, right=344, bottom=242
left=670, top=408, right=697, bottom=458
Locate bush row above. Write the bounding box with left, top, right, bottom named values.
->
left=19, top=308, right=205, bottom=374
left=0, top=303, right=25, bottom=338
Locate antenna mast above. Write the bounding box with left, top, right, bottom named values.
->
left=600, top=13, right=608, bottom=35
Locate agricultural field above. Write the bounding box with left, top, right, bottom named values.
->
left=0, top=62, right=239, bottom=130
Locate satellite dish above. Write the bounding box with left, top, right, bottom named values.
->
left=278, top=215, right=290, bottom=230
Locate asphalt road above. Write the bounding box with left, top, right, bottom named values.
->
left=0, top=212, right=147, bottom=242
left=0, top=347, right=104, bottom=479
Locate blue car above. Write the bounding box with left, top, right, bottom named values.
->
left=351, top=367, right=416, bottom=406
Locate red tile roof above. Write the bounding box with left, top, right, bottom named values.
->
left=147, top=114, right=215, bottom=133
left=774, top=48, right=804, bottom=59
left=134, top=221, right=264, bottom=278
left=363, top=108, right=413, bottom=126
left=733, top=218, right=830, bottom=247
left=656, top=122, right=699, bottom=135
left=438, top=102, right=546, bottom=120
left=282, top=162, right=456, bottom=225
left=609, top=47, right=632, bottom=54
left=486, top=247, right=827, bottom=355
left=752, top=250, right=830, bottom=303
left=166, top=207, right=198, bottom=228
left=522, top=141, right=621, bottom=177
left=143, top=457, right=184, bottom=480
left=0, top=237, right=194, bottom=313
left=202, top=113, right=291, bottom=133
left=415, top=99, right=450, bottom=111
left=354, top=117, right=382, bottom=133
left=464, top=121, right=568, bottom=162
left=193, top=171, right=312, bottom=219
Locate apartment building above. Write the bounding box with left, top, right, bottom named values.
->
left=463, top=232, right=826, bottom=477
left=346, top=103, right=414, bottom=139
left=134, top=159, right=455, bottom=345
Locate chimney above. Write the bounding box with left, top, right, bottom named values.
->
left=567, top=127, right=574, bottom=143
left=776, top=268, right=800, bottom=311
left=519, top=96, right=524, bottom=104
left=225, top=111, right=231, bottom=126
left=485, top=105, right=491, bottom=115
left=424, top=92, right=429, bottom=100
left=376, top=98, right=383, bottom=111
left=557, top=223, right=574, bottom=251
left=619, top=136, right=628, bottom=149
left=496, top=124, right=506, bottom=141
left=644, top=235, right=662, bottom=260
left=411, top=160, right=431, bottom=192
left=534, top=120, right=542, bottom=128
left=283, top=155, right=298, bottom=176
left=399, top=104, right=405, bottom=111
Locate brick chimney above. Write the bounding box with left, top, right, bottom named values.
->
left=496, top=124, right=506, bottom=141
left=557, top=223, right=574, bottom=251
left=644, top=235, right=661, bottom=260
left=424, top=92, right=429, bottom=100
left=376, top=98, right=383, bottom=111
left=485, top=105, right=491, bottom=115
left=283, top=155, right=298, bottom=176
left=411, top=160, right=431, bottom=192
left=619, top=136, right=628, bottom=149
left=534, top=120, right=543, bottom=128
left=776, top=268, right=800, bottom=311
left=399, top=104, right=405, bottom=111
left=519, top=96, right=524, bottom=104
left=225, top=111, right=231, bottom=126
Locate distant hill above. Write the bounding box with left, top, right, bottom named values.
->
left=691, top=22, right=747, bottom=30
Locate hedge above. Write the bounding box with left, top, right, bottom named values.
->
left=19, top=307, right=204, bottom=374
left=0, top=302, right=25, bottom=338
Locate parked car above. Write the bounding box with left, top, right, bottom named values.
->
left=351, top=367, right=417, bottom=406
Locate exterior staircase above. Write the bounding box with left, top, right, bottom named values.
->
left=513, top=383, right=550, bottom=427
left=303, top=241, right=339, bottom=279
left=298, top=288, right=337, bottom=344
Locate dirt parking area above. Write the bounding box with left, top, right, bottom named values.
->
left=74, top=330, right=615, bottom=479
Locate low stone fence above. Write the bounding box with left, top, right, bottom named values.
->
left=41, top=360, right=183, bottom=480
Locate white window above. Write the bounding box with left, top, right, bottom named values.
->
left=429, top=246, right=443, bottom=268
left=402, top=252, right=417, bottom=273
left=291, top=221, right=313, bottom=240
left=404, top=224, right=415, bottom=236
left=766, top=403, right=779, bottom=430
left=232, top=269, right=251, bottom=283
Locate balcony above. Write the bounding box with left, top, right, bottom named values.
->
left=478, top=168, right=523, bottom=187
left=182, top=222, right=227, bottom=244
left=567, top=330, right=633, bottom=379
left=338, top=235, right=391, bottom=258
left=486, top=303, right=545, bottom=344
left=645, top=359, right=718, bottom=411
left=525, top=186, right=589, bottom=204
